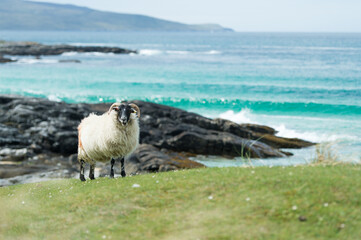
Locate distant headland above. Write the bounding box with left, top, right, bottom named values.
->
left=0, top=0, right=233, bottom=32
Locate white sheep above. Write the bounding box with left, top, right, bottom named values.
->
left=77, top=102, right=140, bottom=181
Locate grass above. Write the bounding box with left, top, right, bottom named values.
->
left=311, top=143, right=339, bottom=165
left=0, top=165, right=360, bottom=240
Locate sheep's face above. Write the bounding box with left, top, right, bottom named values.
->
left=109, top=103, right=139, bottom=126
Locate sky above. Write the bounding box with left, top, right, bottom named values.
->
left=29, top=0, right=361, bottom=32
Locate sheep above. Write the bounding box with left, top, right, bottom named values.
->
left=77, top=102, right=140, bottom=181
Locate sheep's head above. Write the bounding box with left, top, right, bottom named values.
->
left=108, top=102, right=140, bottom=126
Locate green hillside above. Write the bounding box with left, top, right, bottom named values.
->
left=0, top=165, right=360, bottom=239
left=0, top=0, right=233, bottom=31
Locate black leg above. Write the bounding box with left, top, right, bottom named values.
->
left=110, top=158, right=115, bottom=178
left=89, top=164, right=95, bottom=180
left=120, top=157, right=126, bottom=178
left=79, top=160, right=86, bottom=181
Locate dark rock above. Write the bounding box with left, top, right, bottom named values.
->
left=239, top=123, right=277, bottom=135
left=0, top=163, right=51, bottom=179
left=0, top=148, right=31, bottom=162
left=249, top=133, right=314, bottom=149
left=126, top=144, right=205, bottom=173
left=126, top=101, right=313, bottom=157
left=0, top=95, right=315, bottom=185
left=52, top=131, right=78, bottom=154
left=0, top=55, right=16, bottom=63
left=0, top=41, right=137, bottom=56
left=58, top=59, right=81, bottom=63
left=0, top=123, right=30, bottom=148
left=159, top=131, right=287, bottom=158
left=298, top=216, right=307, bottom=222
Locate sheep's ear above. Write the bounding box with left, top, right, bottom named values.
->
left=129, top=103, right=140, bottom=118
left=108, top=103, right=119, bottom=115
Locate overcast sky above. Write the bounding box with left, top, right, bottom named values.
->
left=29, top=0, right=361, bottom=32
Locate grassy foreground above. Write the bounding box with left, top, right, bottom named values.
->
left=0, top=165, right=360, bottom=240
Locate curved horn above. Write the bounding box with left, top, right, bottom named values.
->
left=108, top=103, right=120, bottom=115
left=129, top=103, right=140, bottom=118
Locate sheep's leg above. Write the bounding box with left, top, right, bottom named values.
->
left=79, top=160, right=86, bottom=181
left=110, top=158, right=115, bottom=178
left=120, top=157, right=126, bottom=178
left=89, top=164, right=95, bottom=180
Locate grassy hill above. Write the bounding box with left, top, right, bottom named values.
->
left=0, top=0, right=233, bottom=31
left=0, top=165, right=360, bottom=239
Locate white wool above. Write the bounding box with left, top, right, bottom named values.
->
left=78, top=109, right=139, bottom=164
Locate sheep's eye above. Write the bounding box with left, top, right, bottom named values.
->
left=113, top=107, right=119, bottom=111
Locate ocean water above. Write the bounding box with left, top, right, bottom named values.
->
left=0, top=31, right=360, bottom=166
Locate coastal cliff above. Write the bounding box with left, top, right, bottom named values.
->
left=0, top=95, right=314, bottom=185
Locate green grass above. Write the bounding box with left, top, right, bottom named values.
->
left=0, top=165, right=360, bottom=240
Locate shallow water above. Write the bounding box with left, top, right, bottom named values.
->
left=1, top=31, right=360, bottom=166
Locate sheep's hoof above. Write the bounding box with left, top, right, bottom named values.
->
left=89, top=174, right=95, bottom=180
left=109, top=174, right=114, bottom=179
left=121, top=171, right=126, bottom=178
left=80, top=174, right=86, bottom=182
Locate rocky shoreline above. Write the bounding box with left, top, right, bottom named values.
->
left=0, top=41, right=137, bottom=63
left=0, top=95, right=314, bottom=186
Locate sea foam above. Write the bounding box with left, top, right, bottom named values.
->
left=218, top=109, right=254, bottom=124
left=16, top=58, right=58, bottom=64
left=218, top=109, right=359, bottom=143
left=138, top=49, right=162, bottom=56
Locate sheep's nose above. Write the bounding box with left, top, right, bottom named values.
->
left=120, top=118, right=127, bottom=125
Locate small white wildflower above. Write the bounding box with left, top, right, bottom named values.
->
left=132, top=184, right=140, bottom=188
left=59, top=190, right=62, bottom=193
left=289, top=172, right=293, bottom=176
left=22, top=201, right=25, bottom=205
left=152, top=175, right=155, bottom=178
left=208, top=195, right=213, bottom=200
left=324, top=203, right=329, bottom=207
left=292, top=205, right=297, bottom=210
left=251, top=170, right=255, bottom=174
left=156, top=180, right=159, bottom=183
left=102, top=235, right=106, bottom=239
left=245, top=197, right=250, bottom=201
left=340, top=223, right=345, bottom=229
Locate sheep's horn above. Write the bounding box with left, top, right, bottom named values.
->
left=108, top=103, right=120, bottom=115
left=129, top=103, right=140, bottom=118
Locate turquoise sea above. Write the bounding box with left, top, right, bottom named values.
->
left=1, top=31, right=360, bottom=166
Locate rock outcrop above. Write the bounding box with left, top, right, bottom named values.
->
left=0, top=41, right=136, bottom=63
left=0, top=41, right=137, bottom=55
left=0, top=95, right=314, bottom=186
left=0, top=55, right=15, bottom=63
